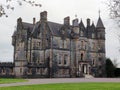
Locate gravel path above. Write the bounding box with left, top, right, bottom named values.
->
left=0, top=78, right=120, bottom=87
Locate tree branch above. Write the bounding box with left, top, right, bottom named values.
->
left=0, top=0, right=42, bottom=17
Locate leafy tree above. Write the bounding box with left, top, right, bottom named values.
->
left=106, top=58, right=116, bottom=77
left=0, top=0, right=41, bottom=17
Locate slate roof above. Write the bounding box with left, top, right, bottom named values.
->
left=96, top=17, right=105, bottom=28
left=12, top=22, right=34, bottom=37
left=22, top=22, right=34, bottom=32
left=31, top=22, right=40, bottom=37
left=31, top=21, right=63, bottom=37
left=13, top=17, right=105, bottom=39
left=47, top=21, right=62, bottom=36
left=12, top=30, right=17, bottom=37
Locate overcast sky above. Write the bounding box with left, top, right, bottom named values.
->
left=0, top=0, right=120, bottom=66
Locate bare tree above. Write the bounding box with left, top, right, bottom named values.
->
left=108, top=0, right=120, bottom=25
left=108, top=0, right=120, bottom=18
left=107, top=0, right=120, bottom=68
left=0, top=0, right=41, bottom=17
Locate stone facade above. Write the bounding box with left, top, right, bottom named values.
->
left=0, top=63, right=14, bottom=78
left=2, top=11, right=106, bottom=78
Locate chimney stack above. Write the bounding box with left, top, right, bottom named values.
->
left=17, top=17, right=22, bottom=24
left=87, top=18, right=90, bottom=27
left=64, top=16, right=70, bottom=25
left=33, top=17, right=36, bottom=25
left=40, top=11, right=47, bottom=22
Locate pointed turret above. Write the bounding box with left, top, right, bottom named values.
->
left=79, top=19, right=85, bottom=28
left=91, top=22, right=95, bottom=28
left=96, top=16, right=105, bottom=29
left=79, top=19, right=86, bottom=37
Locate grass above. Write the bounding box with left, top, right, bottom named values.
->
left=0, top=78, right=27, bottom=84
left=0, top=83, right=120, bottom=90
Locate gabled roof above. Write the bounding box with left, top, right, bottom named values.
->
left=31, top=21, right=63, bottom=37
left=96, top=17, right=105, bottom=28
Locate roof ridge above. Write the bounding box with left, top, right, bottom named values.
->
left=48, top=21, right=63, bottom=25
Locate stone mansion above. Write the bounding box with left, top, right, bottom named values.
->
left=0, top=11, right=106, bottom=78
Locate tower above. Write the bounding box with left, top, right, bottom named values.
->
left=13, top=18, right=27, bottom=78
left=96, top=16, right=106, bottom=77
left=70, top=18, right=79, bottom=77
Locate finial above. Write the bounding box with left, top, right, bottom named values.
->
left=99, top=9, right=101, bottom=17
left=75, top=14, right=77, bottom=19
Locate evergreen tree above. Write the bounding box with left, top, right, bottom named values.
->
left=106, top=58, right=116, bottom=77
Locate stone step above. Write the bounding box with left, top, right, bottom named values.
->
left=84, top=74, right=94, bottom=78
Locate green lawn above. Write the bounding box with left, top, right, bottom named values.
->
left=0, top=78, right=27, bottom=84
left=0, top=83, right=120, bottom=90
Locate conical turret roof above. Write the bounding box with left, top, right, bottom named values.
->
left=79, top=19, right=85, bottom=28
left=96, top=16, right=105, bottom=29
left=91, top=22, right=95, bottom=28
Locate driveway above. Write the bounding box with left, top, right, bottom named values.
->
left=0, top=78, right=120, bottom=87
